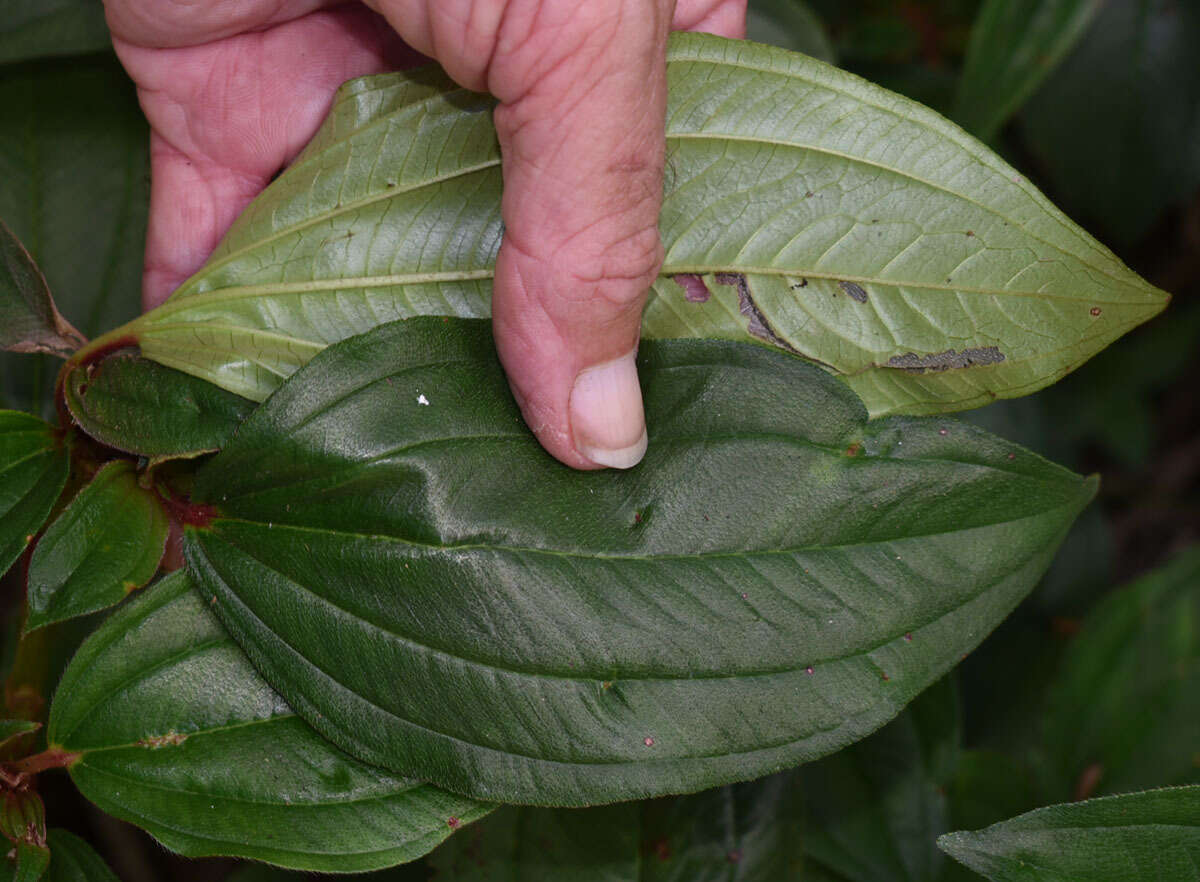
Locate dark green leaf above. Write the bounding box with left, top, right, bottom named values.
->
left=26, top=460, right=167, bottom=632
left=1042, top=547, right=1200, bottom=799
left=110, top=34, right=1167, bottom=417
left=185, top=317, right=1095, bottom=806
left=939, top=786, right=1200, bottom=881
left=43, top=830, right=119, bottom=882
left=1020, top=0, right=1200, bottom=246
left=47, top=571, right=491, bottom=872
left=0, top=720, right=39, bottom=753
left=746, top=0, right=836, bottom=63
left=0, top=1, right=111, bottom=65
left=13, top=844, right=48, bottom=882
left=0, top=57, right=148, bottom=416
left=953, top=0, right=1102, bottom=140
left=428, top=770, right=804, bottom=880
left=0, top=411, right=68, bottom=578
left=64, top=353, right=254, bottom=460
left=802, top=677, right=958, bottom=882
left=0, top=218, right=84, bottom=357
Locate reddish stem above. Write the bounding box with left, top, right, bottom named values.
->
left=5, top=749, right=79, bottom=777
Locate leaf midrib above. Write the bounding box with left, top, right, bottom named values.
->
left=138, top=265, right=1158, bottom=336
left=77, top=765, right=451, bottom=851
left=206, top=426, right=1079, bottom=531
left=197, top=495, right=1075, bottom=686
left=171, top=158, right=502, bottom=299
left=74, top=725, right=427, bottom=810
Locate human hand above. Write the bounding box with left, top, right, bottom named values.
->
left=105, top=0, right=747, bottom=469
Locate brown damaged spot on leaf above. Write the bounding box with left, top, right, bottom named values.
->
left=714, top=273, right=803, bottom=356
left=671, top=273, right=710, bottom=303
left=838, top=281, right=868, bottom=303
left=844, top=441, right=863, bottom=457
left=137, top=731, right=187, bottom=749
left=887, top=347, right=1006, bottom=373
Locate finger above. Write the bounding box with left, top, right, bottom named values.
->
left=673, top=0, right=748, bottom=38
left=118, top=6, right=418, bottom=307
left=489, top=1, right=675, bottom=469
left=104, top=0, right=337, bottom=48
left=140, top=135, right=276, bottom=309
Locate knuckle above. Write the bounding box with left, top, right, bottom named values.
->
left=564, top=223, right=664, bottom=308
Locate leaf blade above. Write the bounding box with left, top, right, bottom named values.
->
left=43, top=830, right=119, bottom=882
left=64, top=353, right=254, bottom=460
left=26, top=460, right=167, bottom=632
left=938, top=786, right=1200, bottom=882
left=0, top=218, right=84, bottom=357
left=0, top=412, right=68, bottom=579
left=952, top=0, right=1102, bottom=140
left=185, top=317, right=1095, bottom=806
left=428, top=769, right=805, bottom=881
left=119, top=34, right=1167, bottom=417
left=802, top=677, right=959, bottom=882
left=47, top=571, right=491, bottom=872
left=1042, top=548, right=1200, bottom=799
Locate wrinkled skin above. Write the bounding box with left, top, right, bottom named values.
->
left=103, top=0, right=746, bottom=468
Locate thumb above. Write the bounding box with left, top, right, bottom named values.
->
left=489, top=2, right=672, bottom=469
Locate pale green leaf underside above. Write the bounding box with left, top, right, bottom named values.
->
left=122, top=33, right=1167, bottom=418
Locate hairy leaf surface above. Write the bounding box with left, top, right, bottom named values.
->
left=0, top=218, right=84, bottom=357
left=952, top=0, right=1101, bottom=140
left=116, top=34, right=1167, bottom=416
left=428, top=770, right=804, bottom=880
left=26, top=461, right=167, bottom=632
left=0, top=412, right=68, bottom=578
left=938, top=786, right=1200, bottom=881
left=64, top=353, right=254, bottom=460
left=47, top=572, right=491, bottom=872
left=185, top=318, right=1095, bottom=805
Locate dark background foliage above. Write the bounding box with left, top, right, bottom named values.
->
left=0, top=0, right=1196, bottom=879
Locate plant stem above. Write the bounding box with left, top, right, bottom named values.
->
left=5, top=749, right=79, bottom=777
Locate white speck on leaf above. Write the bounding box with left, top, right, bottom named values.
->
left=417, top=394, right=430, bottom=406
